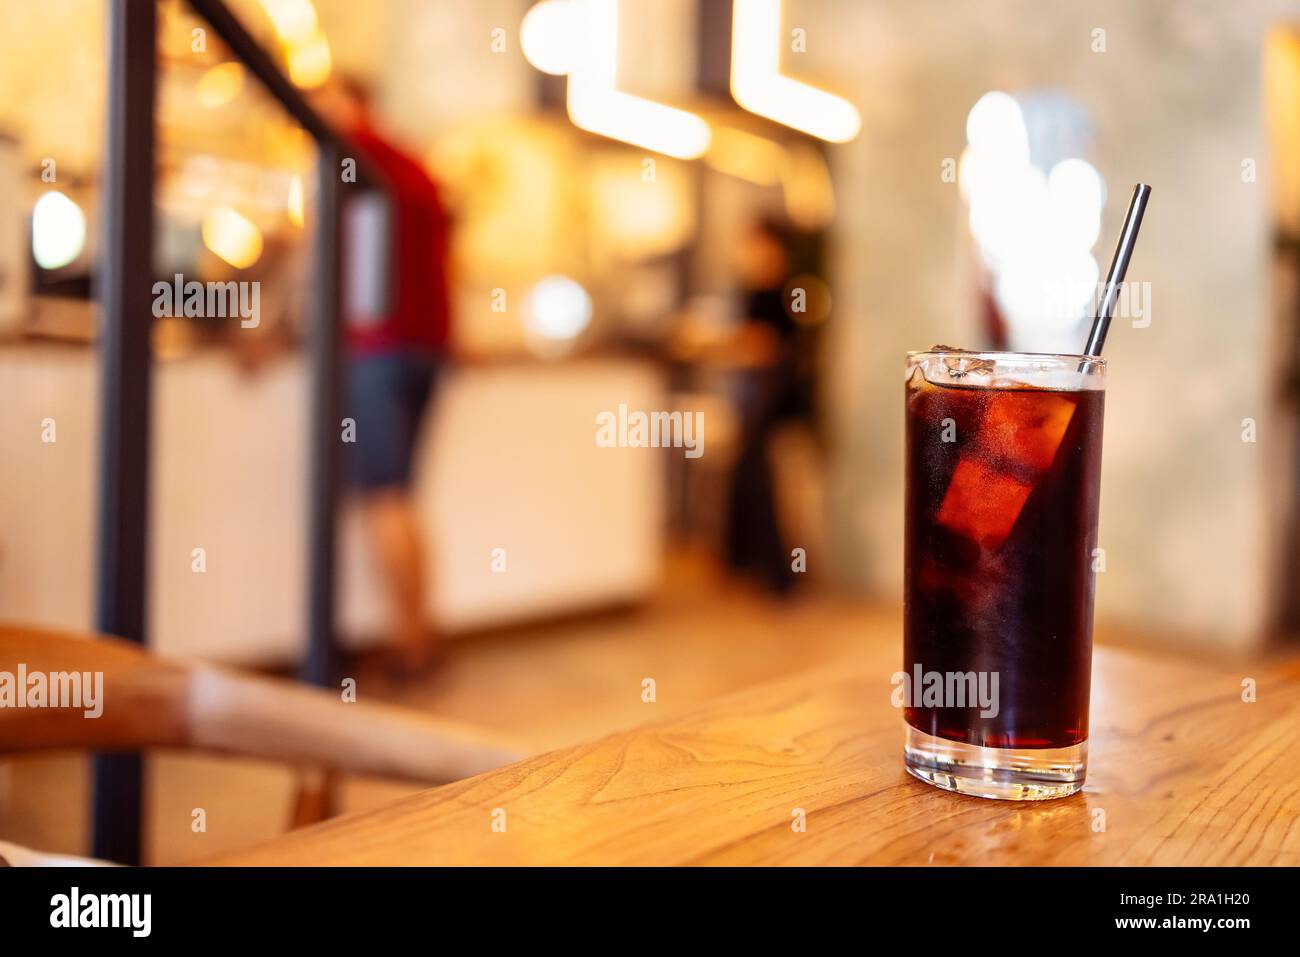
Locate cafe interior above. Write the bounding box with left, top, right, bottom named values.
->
left=1, top=0, right=1299, bottom=866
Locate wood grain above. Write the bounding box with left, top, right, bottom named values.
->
left=211, top=640, right=1300, bottom=866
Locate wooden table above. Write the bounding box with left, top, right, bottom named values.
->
left=213, top=641, right=1300, bottom=866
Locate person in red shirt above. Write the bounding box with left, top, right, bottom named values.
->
left=321, top=76, right=452, bottom=671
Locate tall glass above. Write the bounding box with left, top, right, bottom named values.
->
left=903, top=350, right=1106, bottom=800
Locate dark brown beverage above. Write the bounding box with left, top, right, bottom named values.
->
left=904, top=360, right=1104, bottom=751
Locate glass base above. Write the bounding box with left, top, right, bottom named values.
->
left=903, top=725, right=1086, bottom=801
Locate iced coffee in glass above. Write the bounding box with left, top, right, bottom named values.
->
left=903, top=349, right=1105, bottom=799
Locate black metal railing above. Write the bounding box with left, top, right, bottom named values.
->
left=94, top=0, right=377, bottom=863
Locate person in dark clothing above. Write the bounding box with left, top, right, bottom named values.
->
left=724, top=217, right=803, bottom=595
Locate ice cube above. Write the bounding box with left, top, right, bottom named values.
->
left=927, top=346, right=997, bottom=381
left=936, top=457, right=1032, bottom=548
left=979, top=391, right=1076, bottom=472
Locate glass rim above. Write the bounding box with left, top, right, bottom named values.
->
left=906, top=349, right=1106, bottom=368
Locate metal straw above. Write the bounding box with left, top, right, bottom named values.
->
left=1082, top=183, right=1151, bottom=356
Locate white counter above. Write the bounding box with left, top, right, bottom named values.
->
left=0, top=346, right=666, bottom=664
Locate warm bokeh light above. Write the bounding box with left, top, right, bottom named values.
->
left=521, top=0, right=578, bottom=76
left=287, top=29, right=331, bottom=89
left=259, top=0, right=319, bottom=45
left=178, top=155, right=220, bottom=200
left=705, top=126, right=784, bottom=186
left=31, top=190, right=86, bottom=270
left=526, top=275, right=592, bottom=342
left=287, top=173, right=305, bottom=228
left=785, top=274, right=832, bottom=326
left=967, top=161, right=1048, bottom=270
left=965, top=91, right=1029, bottom=163
left=960, top=91, right=1106, bottom=350
left=1265, top=29, right=1300, bottom=237
left=196, top=62, right=246, bottom=109
left=730, top=0, right=861, bottom=143
left=566, top=0, right=711, bottom=159
left=780, top=140, right=836, bottom=230
left=590, top=154, right=695, bottom=258
left=202, top=206, right=263, bottom=269
left=1047, top=158, right=1105, bottom=251
left=997, top=247, right=1099, bottom=328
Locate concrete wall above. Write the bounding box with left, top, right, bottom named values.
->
left=812, top=0, right=1300, bottom=648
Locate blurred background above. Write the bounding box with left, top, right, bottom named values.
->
left=1, top=0, right=1298, bottom=863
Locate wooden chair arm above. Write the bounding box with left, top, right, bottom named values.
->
left=1, top=623, right=524, bottom=785
left=0, top=624, right=189, bottom=753
left=186, top=665, right=524, bottom=783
